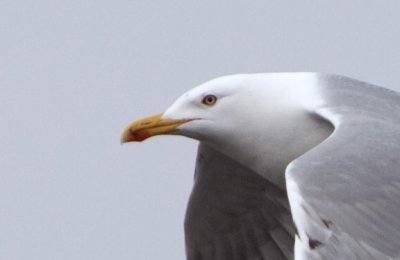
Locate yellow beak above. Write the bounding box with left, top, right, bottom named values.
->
left=121, top=113, right=191, bottom=143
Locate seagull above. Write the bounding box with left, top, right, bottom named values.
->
left=121, top=73, right=400, bottom=260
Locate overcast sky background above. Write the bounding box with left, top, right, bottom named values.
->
left=1, top=1, right=400, bottom=259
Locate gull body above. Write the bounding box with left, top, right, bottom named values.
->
left=122, top=73, right=400, bottom=260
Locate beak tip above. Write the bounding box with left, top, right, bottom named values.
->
left=120, top=129, right=135, bottom=144
left=121, top=113, right=188, bottom=144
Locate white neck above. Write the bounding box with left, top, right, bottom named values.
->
left=205, top=73, right=333, bottom=189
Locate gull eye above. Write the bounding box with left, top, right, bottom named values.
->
left=202, top=94, right=217, bottom=106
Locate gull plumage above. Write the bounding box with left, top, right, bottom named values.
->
left=122, top=73, right=400, bottom=260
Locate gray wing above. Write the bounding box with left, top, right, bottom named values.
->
left=286, top=75, right=400, bottom=259
left=185, top=144, right=294, bottom=260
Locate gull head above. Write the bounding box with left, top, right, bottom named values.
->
left=122, top=73, right=323, bottom=143
left=121, top=73, right=331, bottom=177
left=121, top=74, right=269, bottom=144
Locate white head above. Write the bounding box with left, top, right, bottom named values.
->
left=122, top=73, right=331, bottom=181
left=162, top=74, right=257, bottom=142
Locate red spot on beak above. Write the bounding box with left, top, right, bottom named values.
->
left=133, top=130, right=150, bottom=142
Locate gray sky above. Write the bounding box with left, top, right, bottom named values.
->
left=1, top=1, right=400, bottom=259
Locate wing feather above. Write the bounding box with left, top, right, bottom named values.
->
left=185, top=144, right=294, bottom=260
left=286, top=75, right=400, bottom=259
